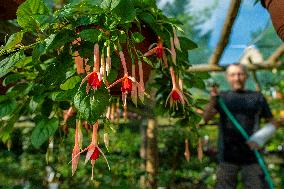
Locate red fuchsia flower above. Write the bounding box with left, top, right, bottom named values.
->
left=144, top=38, right=171, bottom=67
left=173, top=28, right=181, bottom=51
left=71, top=121, right=110, bottom=180
left=79, top=44, right=102, bottom=93
left=144, top=39, right=164, bottom=59
left=166, top=67, right=188, bottom=109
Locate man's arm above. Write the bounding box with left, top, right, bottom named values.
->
left=203, top=86, right=219, bottom=124
left=247, top=94, right=279, bottom=149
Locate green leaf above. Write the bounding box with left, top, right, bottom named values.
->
left=16, top=0, right=50, bottom=31
left=100, top=0, right=120, bottom=10
left=74, top=92, right=90, bottom=120
left=0, top=99, right=17, bottom=118
left=51, top=88, right=77, bottom=101
left=78, top=29, right=102, bottom=43
left=112, top=0, right=136, bottom=22
left=89, top=87, right=110, bottom=123
left=142, top=56, right=153, bottom=67
left=60, top=76, right=81, bottom=90
left=131, top=32, right=144, bottom=43
left=31, top=117, right=59, bottom=148
left=0, top=51, right=24, bottom=78
left=4, top=32, right=23, bottom=50
left=32, top=42, right=46, bottom=62
left=46, top=29, right=76, bottom=51
left=3, top=73, right=25, bottom=86
left=179, top=37, right=198, bottom=51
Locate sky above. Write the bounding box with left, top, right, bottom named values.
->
left=158, top=0, right=273, bottom=65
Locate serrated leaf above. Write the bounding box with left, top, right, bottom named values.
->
left=31, top=117, right=59, bottom=148
left=0, top=51, right=24, bottom=78
left=46, top=29, right=76, bottom=51
left=32, top=42, right=46, bottom=62
left=78, top=29, right=101, bottom=43
left=112, top=0, right=136, bottom=22
left=60, top=76, right=81, bottom=90
left=131, top=32, right=144, bottom=43
left=0, top=99, right=17, bottom=118
left=4, top=32, right=23, bottom=50
left=100, top=0, right=120, bottom=10
left=16, top=0, right=50, bottom=31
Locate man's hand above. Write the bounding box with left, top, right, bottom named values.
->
left=247, top=141, right=260, bottom=150
left=210, top=85, right=219, bottom=97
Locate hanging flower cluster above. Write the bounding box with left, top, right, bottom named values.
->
left=71, top=121, right=110, bottom=179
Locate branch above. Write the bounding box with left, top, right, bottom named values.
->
left=266, top=44, right=284, bottom=64
left=208, top=0, right=242, bottom=66
left=188, top=62, right=282, bottom=72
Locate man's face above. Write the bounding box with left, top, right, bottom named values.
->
left=226, top=65, right=247, bottom=91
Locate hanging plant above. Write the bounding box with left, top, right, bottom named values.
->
left=0, top=0, right=203, bottom=179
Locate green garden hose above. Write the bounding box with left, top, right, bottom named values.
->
left=218, top=97, right=274, bottom=189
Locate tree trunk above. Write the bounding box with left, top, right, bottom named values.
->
left=140, top=119, right=147, bottom=189
left=146, top=118, right=158, bottom=189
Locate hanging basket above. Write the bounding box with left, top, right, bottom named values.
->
left=262, top=0, right=284, bottom=41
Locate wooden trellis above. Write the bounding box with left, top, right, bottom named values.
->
left=188, top=0, right=284, bottom=73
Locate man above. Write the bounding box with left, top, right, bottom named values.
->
left=203, top=64, right=278, bottom=189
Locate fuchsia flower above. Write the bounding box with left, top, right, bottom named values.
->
left=144, top=38, right=171, bottom=67
left=71, top=121, right=110, bottom=180
left=79, top=44, right=102, bottom=93
left=144, top=40, right=165, bottom=59
left=166, top=67, right=188, bottom=109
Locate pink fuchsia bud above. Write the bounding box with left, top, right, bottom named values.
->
left=106, top=106, right=111, bottom=119
left=184, top=139, right=190, bottom=162
left=76, top=120, right=83, bottom=149
left=74, top=51, right=85, bottom=74
left=100, top=50, right=106, bottom=83
left=72, top=126, right=80, bottom=176
left=106, top=46, right=111, bottom=76
left=131, top=64, right=138, bottom=106
left=198, top=138, right=203, bottom=161
left=119, top=51, right=128, bottom=74
left=173, top=28, right=181, bottom=51
left=138, top=61, right=145, bottom=103
left=104, top=133, right=109, bottom=150
left=170, top=37, right=176, bottom=65
left=162, top=51, right=168, bottom=68
left=94, top=44, right=100, bottom=72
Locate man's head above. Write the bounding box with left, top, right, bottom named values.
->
left=226, top=64, right=248, bottom=91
